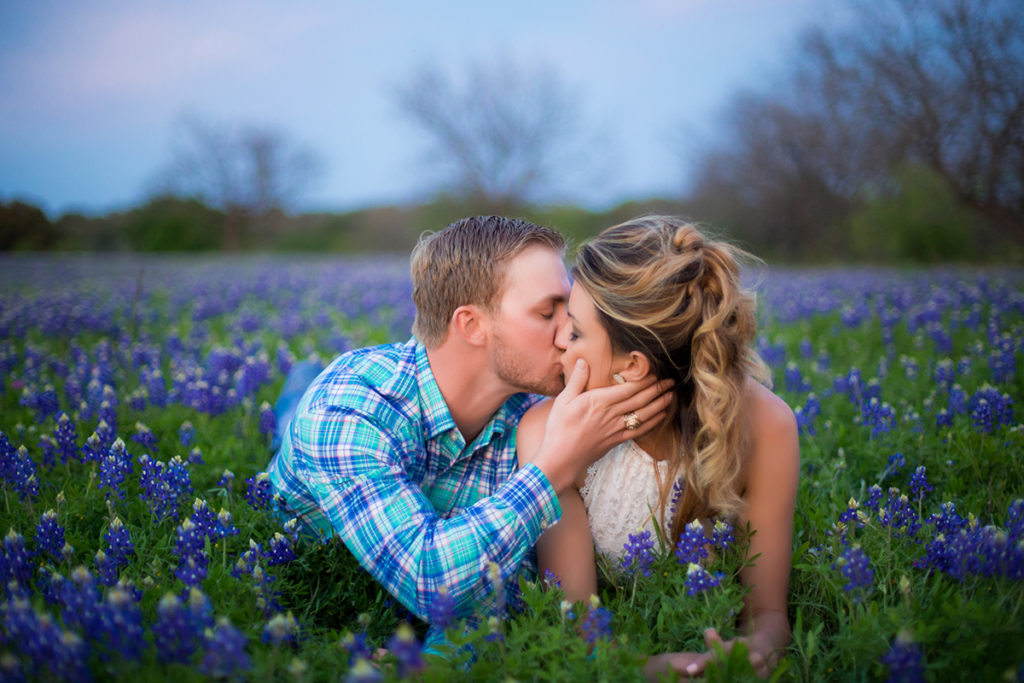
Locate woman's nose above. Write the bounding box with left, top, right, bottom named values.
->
left=554, top=319, right=571, bottom=350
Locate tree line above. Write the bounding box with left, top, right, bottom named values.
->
left=3, top=0, right=1021, bottom=262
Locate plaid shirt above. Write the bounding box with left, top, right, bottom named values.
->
left=265, top=339, right=561, bottom=634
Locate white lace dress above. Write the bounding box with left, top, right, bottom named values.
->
left=579, top=440, right=671, bottom=564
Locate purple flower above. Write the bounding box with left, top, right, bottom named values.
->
left=190, top=498, right=218, bottom=540
left=179, top=420, right=195, bottom=447
left=265, top=532, right=296, bottom=566
left=53, top=413, right=79, bottom=464
left=880, top=630, right=925, bottom=683
left=95, top=586, right=145, bottom=662
left=262, top=612, right=299, bottom=647
left=831, top=544, right=874, bottom=598
left=104, top=517, right=134, bottom=567
left=152, top=591, right=205, bottom=664
left=200, top=618, right=250, bottom=678
left=675, top=520, right=708, bottom=566
left=259, top=401, right=277, bottom=437
left=244, top=472, right=274, bottom=510
left=684, top=563, right=722, bottom=595
left=97, top=438, right=133, bottom=501
left=386, top=623, right=423, bottom=677
left=427, top=585, right=457, bottom=630
left=138, top=454, right=193, bottom=522
left=622, top=529, right=656, bottom=577
left=34, top=510, right=66, bottom=564
left=2, top=529, right=34, bottom=590
left=908, top=466, right=933, bottom=502
left=581, top=604, right=613, bottom=644
left=711, top=520, right=735, bottom=551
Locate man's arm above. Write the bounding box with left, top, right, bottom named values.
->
left=292, top=403, right=560, bottom=622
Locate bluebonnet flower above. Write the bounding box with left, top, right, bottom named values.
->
left=796, top=393, right=821, bottom=435
left=34, top=509, right=66, bottom=564
left=345, top=658, right=383, bottom=683
left=675, top=520, right=708, bottom=566
left=2, top=599, right=89, bottom=681
left=885, top=452, right=906, bottom=477
left=262, top=611, right=299, bottom=647
left=908, top=466, right=933, bottom=502
left=53, top=413, right=79, bottom=464
left=58, top=566, right=103, bottom=634
left=152, top=591, right=205, bottom=664
left=93, top=419, right=116, bottom=453
left=265, top=532, right=296, bottom=566
left=863, top=485, right=884, bottom=512
left=37, top=434, right=58, bottom=468
left=932, top=358, right=954, bottom=388
left=146, top=368, right=168, bottom=407
left=542, top=567, right=562, bottom=589
left=1006, top=499, right=1024, bottom=541
left=2, top=529, right=34, bottom=590
left=947, top=384, right=967, bottom=416
left=94, top=549, right=119, bottom=586
left=968, top=385, right=1014, bottom=433
left=784, top=362, right=811, bottom=393
left=581, top=598, right=613, bottom=644
left=427, top=585, right=457, bottom=630
left=684, top=563, right=722, bottom=595
left=200, top=618, right=250, bottom=678
left=878, top=488, right=921, bottom=539
left=95, top=586, right=145, bottom=662
left=927, top=502, right=966, bottom=536
left=176, top=554, right=208, bottom=590
left=215, top=508, right=239, bottom=538
left=104, top=516, right=134, bottom=567
left=190, top=498, right=218, bottom=540
left=244, top=472, right=274, bottom=510
left=340, top=628, right=373, bottom=666
left=231, top=539, right=263, bottom=580
left=132, top=421, right=158, bottom=452
left=622, top=529, right=656, bottom=577
left=187, top=446, right=204, bottom=465
left=860, top=397, right=895, bottom=438
left=97, top=399, right=118, bottom=435
left=711, top=520, right=735, bottom=551
left=138, top=454, right=193, bottom=522
left=6, top=445, right=39, bottom=501
left=880, top=630, right=925, bottom=683
left=831, top=544, right=874, bottom=599
left=258, top=401, right=277, bottom=438
left=218, top=468, right=236, bottom=490
left=799, top=338, right=814, bottom=358
left=98, top=438, right=133, bottom=501
left=387, top=623, right=424, bottom=677
left=178, top=420, right=195, bottom=447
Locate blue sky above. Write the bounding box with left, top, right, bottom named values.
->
left=0, top=0, right=828, bottom=217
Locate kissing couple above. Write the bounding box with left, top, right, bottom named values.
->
left=265, top=214, right=799, bottom=678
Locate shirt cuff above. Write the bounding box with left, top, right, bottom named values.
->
left=500, top=463, right=562, bottom=539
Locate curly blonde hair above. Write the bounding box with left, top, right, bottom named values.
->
left=572, top=216, right=770, bottom=540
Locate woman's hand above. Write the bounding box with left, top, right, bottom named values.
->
left=643, top=627, right=778, bottom=680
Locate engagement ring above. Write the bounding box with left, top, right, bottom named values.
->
left=623, top=412, right=641, bottom=431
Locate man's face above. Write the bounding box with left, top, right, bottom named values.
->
left=488, top=245, right=571, bottom=396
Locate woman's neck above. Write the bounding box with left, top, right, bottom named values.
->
left=633, top=433, right=674, bottom=462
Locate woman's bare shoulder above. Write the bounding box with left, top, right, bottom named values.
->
left=743, top=377, right=797, bottom=439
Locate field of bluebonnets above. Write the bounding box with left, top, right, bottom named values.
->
left=1, top=252, right=1022, bottom=682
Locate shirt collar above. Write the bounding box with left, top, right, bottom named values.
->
left=414, top=341, right=523, bottom=459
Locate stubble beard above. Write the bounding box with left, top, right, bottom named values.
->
left=492, top=331, right=564, bottom=397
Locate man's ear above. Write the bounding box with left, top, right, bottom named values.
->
left=450, top=305, right=488, bottom=347
left=617, top=351, right=653, bottom=381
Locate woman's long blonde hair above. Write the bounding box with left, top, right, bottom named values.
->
left=572, top=216, right=770, bottom=541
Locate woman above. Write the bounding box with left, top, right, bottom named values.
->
left=517, top=216, right=799, bottom=678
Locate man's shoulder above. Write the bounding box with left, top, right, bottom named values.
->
left=311, top=340, right=420, bottom=409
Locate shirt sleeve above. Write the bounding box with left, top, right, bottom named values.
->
left=291, top=401, right=562, bottom=622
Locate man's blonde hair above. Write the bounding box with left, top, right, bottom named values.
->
left=411, top=216, right=565, bottom=348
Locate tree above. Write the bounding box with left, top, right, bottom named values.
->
left=688, top=0, right=1024, bottom=256
left=395, top=60, right=603, bottom=207
left=808, top=0, right=1024, bottom=242
left=151, top=115, right=324, bottom=250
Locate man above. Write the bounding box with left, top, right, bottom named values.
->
left=265, top=216, right=670, bottom=647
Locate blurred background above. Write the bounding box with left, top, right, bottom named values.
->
left=1, top=0, right=1021, bottom=263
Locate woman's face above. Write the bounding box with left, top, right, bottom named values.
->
left=556, top=282, right=629, bottom=390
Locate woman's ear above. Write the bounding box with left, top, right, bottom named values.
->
left=616, top=351, right=652, bottom=381
left=451, top=305, right=488, bottom=347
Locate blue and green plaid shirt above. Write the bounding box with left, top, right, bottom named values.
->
left=265, top=339, right=561, bottom=636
